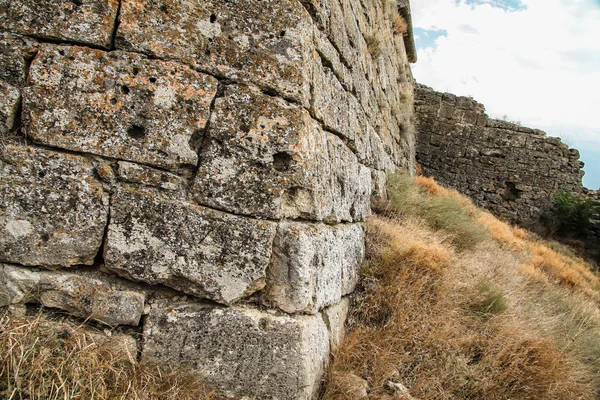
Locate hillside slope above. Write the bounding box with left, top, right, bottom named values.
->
left=323, top=174, right=600, bottom=399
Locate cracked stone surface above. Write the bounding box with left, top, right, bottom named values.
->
left=116, top=0, right=313, bottom=106
left=0, top=264, right=146, bottom=326
left=24, top=45, right=218, bottom=171
left=143, top=301, right=329, bottom=400
left=104, top=186, right=276, bottom=305
left=0, top=0, right=119, bottom=49
left=265, top=221, right=364, bottom=314
left=0, top=145, right=109, bottom=268
left=191, top=84, right=371, bottom=223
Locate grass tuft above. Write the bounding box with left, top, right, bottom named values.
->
left=0, top=311, right=213, bottom=400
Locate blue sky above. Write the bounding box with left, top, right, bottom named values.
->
left=411, top=0, right=600, bottom=189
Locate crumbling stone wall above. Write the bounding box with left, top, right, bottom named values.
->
left=415, top=84, right=585, bottom=226
left=0, top=0, right=416, bottom=398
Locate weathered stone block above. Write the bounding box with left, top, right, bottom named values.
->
left=116, top=161, right=186, bottom=192
left=0, top=80, right=20, bottom=134
left=191, top=85, right=371, bottom=223
left=24, top=45, right=218, bottom=171
left=104, top=186, right=276, bottom=304
left=0, top=0, right=119, bottom=49
left=117, top=0, right=313, bottom=105
left=0, top=145, right=109, bottom=268
left=322, top=297, right=350, bottom=352
left=143, top=301, right=329, bottom=399
left=0, top=264, right=145, bottom=326
left=265, top=221, right=364, bottom=314
left=0, top=32, right=38, bottom=87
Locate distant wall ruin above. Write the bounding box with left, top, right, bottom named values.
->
left=414, top=84, right=585, bottom=226
left=0, top=0, right=416, bottom=398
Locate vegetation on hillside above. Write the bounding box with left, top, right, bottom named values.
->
left=323, top=173, right=600, bottom=399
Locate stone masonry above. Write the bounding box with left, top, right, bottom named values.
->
left=415, top=84, right=585, bottom=227
left=0, top=0, right=417, bottom=398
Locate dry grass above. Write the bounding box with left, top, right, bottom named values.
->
left=393, top=13, right=408, bottom=36
left=323, top=173, right=600, bottom=399
left=0, top=311, right=213, bottom=400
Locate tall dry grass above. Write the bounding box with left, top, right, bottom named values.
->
left=0, top=311, right=213, bottom=400
left=323, top=173, right=600, bottom=399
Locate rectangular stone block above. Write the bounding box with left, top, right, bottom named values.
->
left=191, top=85, right=371, bottom=223
left=0, top=145, right=109, bottom=268
left=0, top=264, right=145, bottom=326
left=116, top=0, right=313, bottom=106
left=116, top=161, right=186, bottom=192
left=143, top=301, right=329, bottom=400
left=264, top=221, right=364, bottom=314
left=104, top=186, right=276, bottom=305
left=24, top=45, right=218, bottom=171
left=0, top=0, right=119, bottom=49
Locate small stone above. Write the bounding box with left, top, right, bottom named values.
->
left=322, top=298, right=350, bottom=352
left=116, top=161, right=186, bottom=191
left=96, top=163, right=115, bottom=183
left=333, top=372, right=369, bottom=399
left=0, top=264, right=146, bottom=326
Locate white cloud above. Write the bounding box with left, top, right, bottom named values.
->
left=411, top=0, right=600, bottom=189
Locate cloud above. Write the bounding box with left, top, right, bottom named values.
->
left=411, top=0, right=600, bottom=189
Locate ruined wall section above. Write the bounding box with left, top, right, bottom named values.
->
left=0, top=0, right=415, bottom=398
left=415, top=85, right=584, bottom=226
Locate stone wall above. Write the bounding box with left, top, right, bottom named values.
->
left=0, top=0, right=416, bottom=398
left=415, top=84, right=585, bottom=226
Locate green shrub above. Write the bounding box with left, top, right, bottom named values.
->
left=546, top=191, right=598, bottom=239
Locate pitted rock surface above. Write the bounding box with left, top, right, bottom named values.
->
left=0, top=0, right=119, bottom=49
left=143, top=301, right=329, bottom=400
left=117, top=0, right=313, bottom=105
left=0, top=264, right=145, bottom=326
left=104, top=186, right=276, bottom=305
left=0, top=145, right=108, bottom=268
left=24, top=45, right=218, bottom=171
left=265, top=222, right=365, bottom=314
left=191, top=84, right=371, bottom=223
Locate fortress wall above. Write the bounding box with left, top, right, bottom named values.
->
left=0, top=0, right=416, bottom=398
left=415, top=84, right=585, bottom=226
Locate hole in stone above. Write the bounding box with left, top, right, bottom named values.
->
left=127, top=125, right=146, bottom=140
left=160, top=4, right=168, bottom=13
left=110, top=97, right=117, bottom=105
left=70, top=0, right=83, bottom=7
left=280, top=30, right=286, bottom=37
left=501, top=181, right=522, bottom=202
left=58, top=49, right=65, bottom=56
left=149, top=77, right=157, bottom=83
left=132, top=67, right=139, bottom=75
left=210, top=13, right=217, bottom=23
left=121, top=85, right=130, bottom=94
left=41, top=233, right=50, bottom=242
left=272, top=152, right=293, bottom=172
left=205, top=49, right=211, bottom=56
left=239, top=123, right=251, bottom=133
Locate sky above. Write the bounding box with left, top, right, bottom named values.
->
left=410, top=0, right=600, bottom=189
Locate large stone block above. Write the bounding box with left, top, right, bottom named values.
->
left=191, top=85, right=371, bottom=223
left=143, top=301, right=329, bottom=400
left=0, top=264, right=145, bottom=326
left=24, top=45, right=218, bottom=171
left=265, top=221, right=365, bottom=314
left=0, top=0, right=119, bottom=49
left=116, top=0, right=313, bottom=105
left=0, top=145, right=109, bottom=268
left=103, top=186, right=276, bottom=305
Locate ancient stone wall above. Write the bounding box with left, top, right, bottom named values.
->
left=0, top=0, right=416, bottom=398
left=415, top=84, right=585, bottom=226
